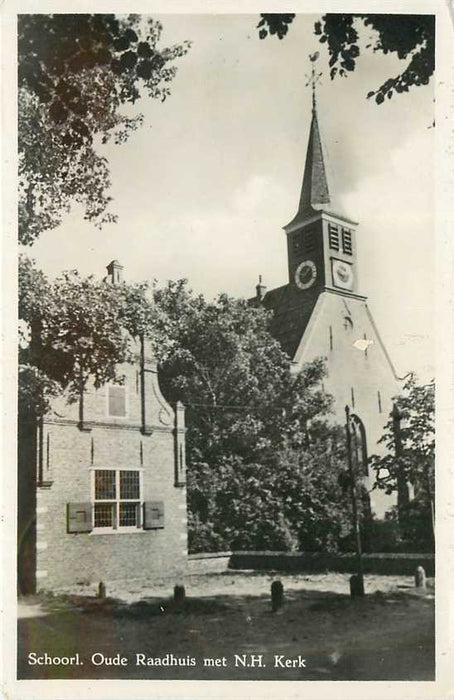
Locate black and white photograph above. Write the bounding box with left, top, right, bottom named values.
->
left=2, top=2, right=454, bottom=699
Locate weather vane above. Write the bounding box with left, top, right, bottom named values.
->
left=305, top=51, right=322, bottom=110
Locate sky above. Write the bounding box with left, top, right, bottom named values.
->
left=28, top=13, right=435, bottom=381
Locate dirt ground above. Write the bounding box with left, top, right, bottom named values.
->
left=17, top=571, right=435, bottom=681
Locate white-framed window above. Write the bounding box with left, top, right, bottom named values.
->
left=92, top=468, right=142, bottom=531
left=106, top=382, right=128, bottom=418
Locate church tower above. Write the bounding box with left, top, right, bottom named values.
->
left=285, top=98, right=359, bottom=299
left=259, top=76, right=401, bottom=517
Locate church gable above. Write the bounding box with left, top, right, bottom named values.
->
left=292, top=291, right=398, bottom=385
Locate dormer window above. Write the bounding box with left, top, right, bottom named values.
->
left=342, top=228, right=353, bottom=255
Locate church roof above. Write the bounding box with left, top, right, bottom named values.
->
left=285, top=104, right=352, bottom=229
left=262, top=283, right=319, bottom=358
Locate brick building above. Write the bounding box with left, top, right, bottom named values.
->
left=18, top=261, right=188, bottom=592
left=255, top=98, right=402, bottom=517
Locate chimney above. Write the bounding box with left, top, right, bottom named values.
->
left=106, top=260, right=124, bottom=285
left=256, top=274, right=267, bottom=302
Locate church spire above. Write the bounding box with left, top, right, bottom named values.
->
left=297, top=106, right=331, bottom=217
left=292, top=53, right=331, bottom=223
left=285, top=53, right=349, bottom=229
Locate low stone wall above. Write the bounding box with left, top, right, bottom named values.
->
left=187, top=552, right=232, bottom=575
left=227, top=551, right=435, bottom=577
left=186, top=551, right=434, bottom=577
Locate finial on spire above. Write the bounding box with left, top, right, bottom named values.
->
left=305, top=51, right=322, bottom=112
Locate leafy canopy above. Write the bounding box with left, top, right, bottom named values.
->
left=257, top=14, right=434, bottom=103
left=18, top=14, right=190, bottom=244
left=153, top=280, right=353, bottom=553
left=370, top=375, right=435, bottom=498
left=18, top=255, right=165, bottom=414
left=153, top=280, right=332, bottom=461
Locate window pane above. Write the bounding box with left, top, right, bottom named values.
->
left=120, top=470, right=140, bottom=499
left=94, top=503, right=114, bottom=528
left=95, top=470, right=116, bottom=499
left=108, top=385, right=126, bottom=417
left=119, top=502, right=139, bottom=527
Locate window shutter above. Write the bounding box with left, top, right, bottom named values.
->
left=136, top=502, right=142, bottom=529
left=143, top=501, right=165, bottom=530
left=67, top=503, right=92, bottom=533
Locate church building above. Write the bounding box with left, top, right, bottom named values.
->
left=256, top=93, right=402, bottom=517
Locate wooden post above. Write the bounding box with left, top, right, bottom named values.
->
left=174, top=584, right=186, bottom=604
left=414, top=566, right=426, bottom=588
left=271, top=580, right=284, bottom=612
left=349, top=573, right=364, bottom=597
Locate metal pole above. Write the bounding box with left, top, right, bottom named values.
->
left=345, top=405, right=364, bottom=594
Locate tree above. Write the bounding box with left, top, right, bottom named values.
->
left=18, top=254, right=164, bottom=417
left=18, top=14, right=190, bottom=244
left=153, top=280, right=332, bottom=460
left=257, top=14, right=435, bottom=103
left=152, top=280, right=352, bottom=552
left=187, top=424, right=352, bottom=553
left=369, top=376, right=435, bottom=547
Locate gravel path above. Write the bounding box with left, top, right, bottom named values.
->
left=46, top=570, right=433, bottom=605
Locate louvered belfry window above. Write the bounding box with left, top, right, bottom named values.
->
left=328, top=223, right=339, bottom=250
left=342, top=228, right=353, bottom=255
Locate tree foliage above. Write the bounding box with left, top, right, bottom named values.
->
left=153, top=280, right=332, bottom=459
left=18, top=14, right=190, bottom=244
left=370, top=376, right=434, bottom=496
left=257, top=14, right=434, bottom=103
left=369, top=376, right=435, bottom=547
left=18, top=255, right=164, bottom=415
left=187, top=427, right=351, bottom=553
left=153, top=280, right=352, bottom=552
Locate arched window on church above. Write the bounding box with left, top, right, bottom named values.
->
left=344, top=316, right=353, bottom=333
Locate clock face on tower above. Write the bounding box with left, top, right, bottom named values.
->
left=294, top=260, right=317, bottom=290
left=331, top=258, right=354, bottom=291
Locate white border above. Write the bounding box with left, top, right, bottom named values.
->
left=2, top=1, right=454, bottom=699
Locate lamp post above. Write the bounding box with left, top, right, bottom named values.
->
left=345, top=405, right=365, bottom=596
